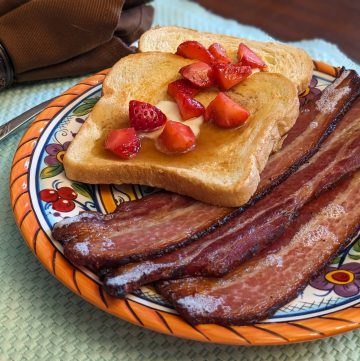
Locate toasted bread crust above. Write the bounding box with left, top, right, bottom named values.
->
left=139, top=26, right=313, bottom=93
left=64, top=52, right=299, bottom=207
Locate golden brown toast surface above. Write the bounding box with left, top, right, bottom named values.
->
left=139, top=26, right=313, bottom=93
left=64, top=52, right=299, bottom=207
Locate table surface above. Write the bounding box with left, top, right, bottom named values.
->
left=195, top=0, right=360, bottom=64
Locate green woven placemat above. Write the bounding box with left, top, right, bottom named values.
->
left=1, top=1, right=360, bottom=360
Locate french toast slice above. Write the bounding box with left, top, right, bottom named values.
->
left=64, top=52, right=299, bottom=207
left=139, top=26, right=313, bottom=93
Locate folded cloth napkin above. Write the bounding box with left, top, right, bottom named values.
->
left=0, top=0, right=153, bottom=90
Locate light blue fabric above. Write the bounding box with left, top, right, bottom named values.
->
left=1, top=1, right=360, bottom=360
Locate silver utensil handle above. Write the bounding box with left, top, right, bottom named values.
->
left=0, top=98, right=53, bottom=142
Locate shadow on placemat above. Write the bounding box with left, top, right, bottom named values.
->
left=0, top=128, right=359, bottom=361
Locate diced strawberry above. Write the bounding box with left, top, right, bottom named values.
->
left=175, top=92, right=205, bottom=120
left=176, top=41, right=214, bottom=64
left=213, top=63, right=252, bottom=90
left=205, top=92, right=249, bottom=128
left=157, top=120, right=196, bottom=153
left=167, top=79, right=200, bottom=98
left=237, top=43, right=267, bottom=69
left=179, top=61, right=214, bottom=88
left=208, top=43, right=231, bottom=64
left=105, top=128, right=141, bottom=159
left=129, top=100, right=167, bottom=132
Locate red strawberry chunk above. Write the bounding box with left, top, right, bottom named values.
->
left=105, top=128, right=141, bottom=159
left=157, top=120, right=196, bottom=153
left=179, top=61, right=214, bottom=88
left=237, top=43, right=267, bottom=69
left=167, top=79, right=200, bottom=98
left=208, top=43, right=231, bottom=64
left=205, top=92, right=250, bottom=128
left=176, top=41, right=215, bottom=64
left=213, top=63, right=252, bottom=90
left=175, top=92, right=205, bottom=120
left=129, top=100, right=167, bottom=132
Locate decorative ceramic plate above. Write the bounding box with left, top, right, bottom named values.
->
left=10, top=61, right=360, bottom=346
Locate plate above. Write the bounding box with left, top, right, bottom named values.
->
left=10, top=62, right=360, bottom=345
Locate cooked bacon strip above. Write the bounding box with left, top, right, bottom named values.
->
left=257, top=69, right=360, bottom=195
left=54, top=70, right=360, bottom=271
left=157, top=171, right=360, bottom=325
left=53, top=193, right=229, bottom=270
left=103, top=97, right=360, bottom=296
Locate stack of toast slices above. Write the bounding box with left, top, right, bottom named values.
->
left=63, top=26, right=313, bottom=207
